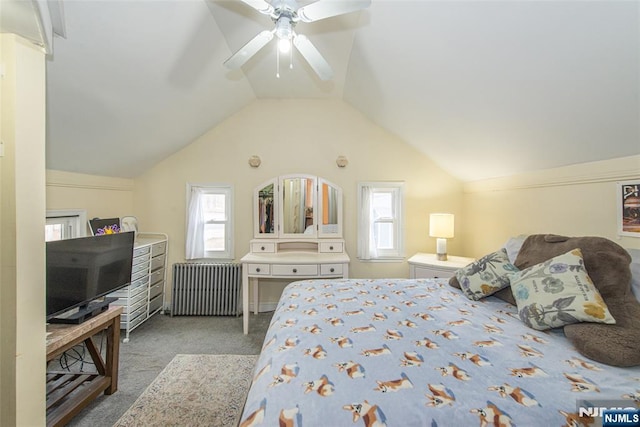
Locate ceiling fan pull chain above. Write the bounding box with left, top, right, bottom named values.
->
left=276, top=47, right=280, bottom=78
left=289, top=39, right=294, bottom=70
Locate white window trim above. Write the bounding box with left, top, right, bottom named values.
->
left=357, top=181, right=405, bottom=262
left=45, top=209, right=88, bottom=240
left=185, top=183, right=234, bottom=260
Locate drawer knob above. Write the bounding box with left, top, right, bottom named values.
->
left=261, top=246, right=265, bottom=251
left=330, top=268, right=335, bottom=273
left=293, top=268, right=298, bottom=273
left=329, top=246, right=334, bottom=250
left=256, top=268, right=261, bottom=273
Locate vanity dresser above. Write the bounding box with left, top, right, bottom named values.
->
left=241, top=175, right=349, bottom=334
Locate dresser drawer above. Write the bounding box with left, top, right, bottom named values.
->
left=149, top=281, right=163, bottom=299
left=133, top=245, right=151, bottom=258
left=150, top=253, right=165, bottom=271
left=131, top=311, right=147, bottom=328
left=118, top=296, right=147, bottom=315
left=130, top=275, right=149, bottom=290
left=413, top=266, right=457, bottom=279
left=131, top=268, right=148, bottom=282
left=251, top=242, right=276, bottom=253
left=319, top=242, right=343, bottom=253
left=151, top=241, right=166, bottom=256
left=320, top=263, right=343, bottom=276
left=131, top=286, right=149, bottom=304
left=272, top=264, right=318, bottom=276
left=132, top=260, right=150, bottom=275
left=150, top=268, right=164, bottom=286
left=121, top=304, right=147, bottom=325
left=132, top=252, right=150, bottom=266
left=149, top=294, right=163, bottom=313
left=247, top=263, right=270, bottom=275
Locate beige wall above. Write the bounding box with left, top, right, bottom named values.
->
left=134, top=99, right=464, bottom=308
left=46, top=170, right=135, bottom=233
left=462, top=155, right=640, bottom=257
left=0, top=34, right=47, bottom=426
left=45, top=105, right=640, bottom=313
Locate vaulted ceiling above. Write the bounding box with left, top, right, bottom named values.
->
left=7, top=0, right=640, bottom=181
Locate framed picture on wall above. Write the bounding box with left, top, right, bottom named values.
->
left=617, top=180, right=640, bottom=237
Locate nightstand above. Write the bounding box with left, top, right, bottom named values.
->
left=408, top=253, right=475, bottom=279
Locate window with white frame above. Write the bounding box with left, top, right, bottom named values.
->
left=357, top=182, right=405, bottom=261
left=185, top=183, right=234, bottom=260
left=45, top=209, right=87, bottom=241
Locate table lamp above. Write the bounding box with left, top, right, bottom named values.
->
left=429, top=213, right=454, bottom=261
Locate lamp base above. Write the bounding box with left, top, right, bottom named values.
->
left=436, top=253, right=448, bottom=261
left=435, top=238, right=448, bottom=261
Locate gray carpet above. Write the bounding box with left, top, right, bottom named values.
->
left=113, top=354, right=258, bottom=427
left=62, top=311, right=273, bottom=427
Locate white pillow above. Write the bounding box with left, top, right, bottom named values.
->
left=627, top=248, right=640, bottom=303
left=502, top=235, right=528, bottom=264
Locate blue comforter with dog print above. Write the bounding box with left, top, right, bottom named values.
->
left=240, top=278, right=640, bottom=427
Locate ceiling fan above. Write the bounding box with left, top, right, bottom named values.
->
left=224, top=0, right=371, bottom=81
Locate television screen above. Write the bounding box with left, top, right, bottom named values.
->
left=46, top=231, right=134, bottom=320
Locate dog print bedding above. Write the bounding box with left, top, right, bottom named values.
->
left=239, top=278, right=640, bottom=426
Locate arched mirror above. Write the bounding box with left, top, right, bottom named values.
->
left=253, top=175, right=342, bottom=239
left=280, top=175, right=316, bottom=238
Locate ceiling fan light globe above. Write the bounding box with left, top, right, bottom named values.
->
left=278, top=38, right=291, bottom=53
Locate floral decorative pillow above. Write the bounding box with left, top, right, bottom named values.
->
left=511, top=248, right=616, bottom=330
left=455, top=248, right=519, bottom=300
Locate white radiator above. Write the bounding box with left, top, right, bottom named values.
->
left=171, top=263, right=242, bottom=316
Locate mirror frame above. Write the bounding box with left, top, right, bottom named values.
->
left=253, top=175, right=343, bottom=239
left=318, top=177, right=343, bottom=238
left=253, top=178, right=279, bottom=239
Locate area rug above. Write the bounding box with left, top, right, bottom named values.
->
left=114, top=354, right=258, bottom=427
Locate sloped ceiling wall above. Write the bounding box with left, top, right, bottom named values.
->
left=4, top=0, right=639, bottom=181
left=343, top=1, right=640, bottom=181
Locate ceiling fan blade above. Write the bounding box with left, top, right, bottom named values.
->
left=293, top=34, right=333, bottom=81
left=239, top=0, right=274, bottom=15
left=224, top=30, right=274, bottom=69
left=297, top=0, right=371, bottom=23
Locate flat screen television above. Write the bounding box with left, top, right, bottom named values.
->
left=46, top=231, right=135, bottom=323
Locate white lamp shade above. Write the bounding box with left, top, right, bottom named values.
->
left=429, top=213, right=454, bottom=238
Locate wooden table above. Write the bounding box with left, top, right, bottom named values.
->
left=46, top=306, right=122, bottom=427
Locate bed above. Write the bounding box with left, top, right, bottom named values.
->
left=239, top=236, right=640, bottom=427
